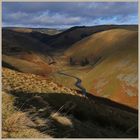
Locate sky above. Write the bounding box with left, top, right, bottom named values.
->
left=2, top=2, right=138, bottom=28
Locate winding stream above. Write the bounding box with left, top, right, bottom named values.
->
left=58, top=71, right=87, bottom=96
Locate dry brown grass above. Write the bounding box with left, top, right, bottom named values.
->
left=51, top=112, right=73, bottom=127
left=2, top=67, right=138, bottom=138
left=2, top=67, right=78, bottom=95
left=2, top=91, right=51, bottom=138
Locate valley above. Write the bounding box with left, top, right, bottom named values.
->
left=2, top=25, right=138, bottom=138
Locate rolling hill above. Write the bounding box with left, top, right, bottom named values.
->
left=45, top=25, right=138, bottom=50
left=2, top=29, right=53, bottom=75
left=64, top=28, right=138, bottom=108
left=2, top=54, right=52, bottom=75
left=10, top=25, right=137, bottom=51
left=3, top=27, right=64, bottom=35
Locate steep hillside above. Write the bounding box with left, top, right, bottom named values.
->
left=2, top=68, right=138, bottom=138
left=65, top=29, right=138, bottom=109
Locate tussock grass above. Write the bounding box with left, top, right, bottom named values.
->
left=2, top=91, right=51, bottom=138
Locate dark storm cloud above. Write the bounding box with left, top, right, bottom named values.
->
left=2, top=2, right=138, bottom=28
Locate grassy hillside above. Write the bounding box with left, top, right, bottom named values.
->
left=2, top=55, right=52, bottom=75
left=64, top=29, right=138, bottom=109
left=2, top=29, right=53, bottom=75
left=2, top=68, right=138, bottom=138
left=65, top=29, right=137, bottom=61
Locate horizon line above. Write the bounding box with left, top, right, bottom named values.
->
left=2, top=24, right=138, bottom=29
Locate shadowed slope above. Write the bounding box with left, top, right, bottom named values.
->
left=2, top=29, right=50, bottom=54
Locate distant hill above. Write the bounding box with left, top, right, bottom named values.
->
left=45, top=25, right=138, bottom=50
left=3, top=25, right=138, bottom=51
left=3, top=27, right=64, bottom=35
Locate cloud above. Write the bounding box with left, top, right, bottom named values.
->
left=2, top=2, right=138, bottom=28
left=28, top=12, right=82, bottom=25
left=6, top=12, right=28, bottom=20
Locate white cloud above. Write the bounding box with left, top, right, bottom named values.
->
left=20, top=11, right=82, bottom=26
left=7, top=12, right=28, bottom=20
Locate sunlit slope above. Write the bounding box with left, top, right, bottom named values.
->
left=2, top=55, right=52, bottom=75
left=83, top=45, right=138, bottom=108
left=65, top=29, right=138, bottom=108
left=66, top=29, right=137, bottom=61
